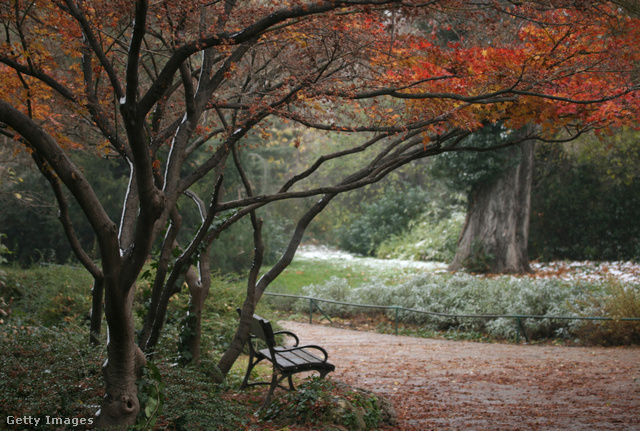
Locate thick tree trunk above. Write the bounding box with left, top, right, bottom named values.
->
left=95, top=278, right=146, bottom=429
left=449, top=140, right=535, bottom=274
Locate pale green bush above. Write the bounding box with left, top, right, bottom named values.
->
left=299, top=273, right=614, bottom=341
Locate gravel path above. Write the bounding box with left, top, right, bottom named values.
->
left=281, top=321, right=640, bottom=431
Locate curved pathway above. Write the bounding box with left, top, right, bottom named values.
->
left=281, top=321, right=640, bottom=431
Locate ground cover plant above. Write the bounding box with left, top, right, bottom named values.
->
left=0, top=325, right=102, bottom=430
left=0, top=266, right=257, bottom=430
left=0, top=322, right=257, bottom=430
left=259, top=377, right=392, bottom=431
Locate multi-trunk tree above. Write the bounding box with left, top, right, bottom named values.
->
left=1, top=0, right=639, bottom=428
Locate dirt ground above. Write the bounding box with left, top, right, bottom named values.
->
left=280, top=321, right=640, bottom=431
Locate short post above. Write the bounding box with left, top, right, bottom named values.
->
left=515, top=316, right=530, bottom=343
left=395, top=307, right=400, bottom=336
left=309, top=298, right=314, bottom=324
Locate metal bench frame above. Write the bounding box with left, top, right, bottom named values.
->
left=240, top=312, right=335, bottom=408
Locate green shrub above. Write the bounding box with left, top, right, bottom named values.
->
left=338, top=187, right=429, bottom=256
left=377, top=208, right=464, bottom=263
left=0, top=233, right=10, bottom=264
left=207, top=215, right=290, bottom=274
left=136, top=362, right=165, bottom=430
left=530, top=143, right=640, bottom=262
left=1, top=265, right=93, bottom=327
left=569, top=281, right=640, bottom=346
left=429, top=123, right=521, bottom=193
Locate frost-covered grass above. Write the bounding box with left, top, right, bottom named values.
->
left=267, top=245, right=447, bottom=294
left=530, top=260, right=640, bottom=284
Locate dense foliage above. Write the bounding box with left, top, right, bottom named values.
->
left=0, top=324, right=252, bottom=430
left=530, top=142, right=640, bottom=262
left=0, top=147, right=293, bottom=271
left=428, top=123, right=521, bottom=194
left=260, top=377, right=386, bottom=430
left=0, top=326, right=102, bottom=430
left=338, top=186, right=429, bottom=256
left=375, top=197, right=465, bottom=263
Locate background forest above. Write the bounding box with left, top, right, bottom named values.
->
left=2, top=125, right=639, bottom=271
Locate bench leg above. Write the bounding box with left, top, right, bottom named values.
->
left=241, top=351, right=264, bottom=389
left=287, top=375, right=295, bottom=391
left=260, top=369, right=303, bottom=410
left=264, top=373, right=278, bottom=408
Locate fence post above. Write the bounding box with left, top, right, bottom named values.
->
left=515, top=316, right=530, bottom=343
left=395, top=307, right=400, bottom=336
left=309, top=298, right=313, bottom=324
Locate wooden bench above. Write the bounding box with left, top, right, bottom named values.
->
left=239, top=310, right=335, bottom=408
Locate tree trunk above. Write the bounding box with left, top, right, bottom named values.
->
left=89, top=276, right=104, bottom=346
left=95, top=277, right=146, bottom=429
left=181, top=249, right=211, bottom=364
left=449, top=140, right=535, bottom=274
left=217, top=218, right=263, bottom=376
left=217, top=294, right=258, bottom=375
left=180, top=291, right=206, bottom=364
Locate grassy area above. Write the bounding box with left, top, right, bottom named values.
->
left=1, top=264, right=93, bottom=325
left=266, top=253, right=443, bottom=295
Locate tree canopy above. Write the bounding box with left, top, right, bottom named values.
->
left=1, top=0, right=639, bottom=428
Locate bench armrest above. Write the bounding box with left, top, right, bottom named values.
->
left=273, top=330, right=300, bottom=347
left=275, top=344, right=330, bottom=362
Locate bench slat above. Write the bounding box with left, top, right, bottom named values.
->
left=279, top=349, right=323, bottom=364
left=259, top=347, right=333, bottom=372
